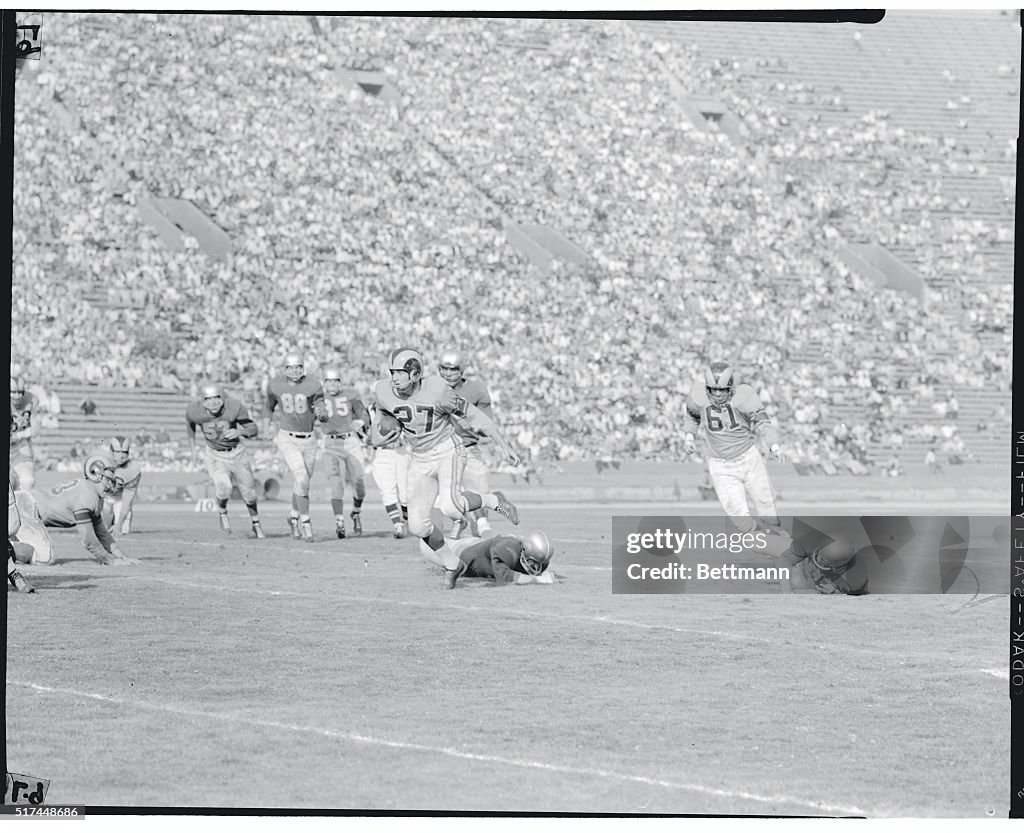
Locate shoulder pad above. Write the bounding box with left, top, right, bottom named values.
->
left=732, top=384, right=763, bottom=411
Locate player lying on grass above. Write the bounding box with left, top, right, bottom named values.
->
left=782, top=537, right=868, bottom=595
left=418, top=530, right=556, bottom=586
left=373, top=347, right=522, bottom=590
left=11, top=453, right=141, bottom=567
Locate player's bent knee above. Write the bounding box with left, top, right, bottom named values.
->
left=11, top=541, right=35, bottom=564
left=408, top=517, right=433, bottom=539
left=438, top=493, right=469, bottom=521
left=293, top=474, right=311, bottom=497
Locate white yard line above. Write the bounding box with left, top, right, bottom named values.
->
left=979, top=668, right=1010, bottom=680
left=8, top=679, right=867, bottom=816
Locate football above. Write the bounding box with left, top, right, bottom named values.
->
left=377, top=412, right=401, bottom=436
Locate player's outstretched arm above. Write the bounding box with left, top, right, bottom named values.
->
left=681, top=398, right=701, bottom=455
left=84, top=515, right=140, bottom=565
left=461, top=404, right=520, bottom=466
left=747, top=403, right=785, bottom=462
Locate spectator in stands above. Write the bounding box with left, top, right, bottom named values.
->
left=79, top=395, right=99, bottom=417
left=9, top=13, right=1013, bottom=471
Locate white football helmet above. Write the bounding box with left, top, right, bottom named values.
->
left=284, top=353, right=305, bottom=382
left=389, top=347, right=424, bottom=396
left=201, top=384, right=224, bottom=415
left=322, top=366, right=343, bottom=397
left=10, top=375, right=25, bottom=404
left=109, top=435, right=131, bottom=467
left=84, top=453, right=119, bottom=496
left=438, top=350, right=466, bottom=387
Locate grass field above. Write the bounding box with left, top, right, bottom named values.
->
left=5, top=499, right=1008, bottom=816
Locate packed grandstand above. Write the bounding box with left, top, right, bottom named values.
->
left=10, top=12, right=1017, bottom=476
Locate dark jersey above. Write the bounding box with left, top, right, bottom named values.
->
left=459, top=535, right=527, bottom=584
left=319, top=387, right=368, bottom=435
left=266, top=374, right=324, bottom=434
left=451, top=377, right=492, bottom=447
left=186, top=396, right=257, bottom=452
left=789, top=532, right=868, bottom=595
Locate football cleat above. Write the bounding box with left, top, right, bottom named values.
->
left=335, top=519, right=346, bottom=539
left=350, top=511, right=362, bottom=536
left=491, top=491, right=519, bottom=525
left=289, top=516, right=301, bottom=539
left=8, top=569, right=35, bottom=593
left=301, top=520, right=314, bottom=540
left=450, top=517, right=468, bottom=540
left=219, top=512, right=231, bottom=534
left=393, top=522, right=408, bottom=539
left=443, top=561, right=467, bottom=590
left=252, top=521, right=266, bottom=539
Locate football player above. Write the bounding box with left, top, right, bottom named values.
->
left=264, top=353, right=324, bottom=540
left=99, top=435, right=143, bottom=535
left=10, top=375, right=38, bottom=490
left=781, top=536, right=868, bottom=595
left=418, top=530, right=556, bottom=586
left=8, top=479, right=36, bottom=592
left=12, top=454, right=141, bottom=566
left=315, top=367, right=371, bottom=539
left=367, top=394, right=410, bottom=539
left=438, top=350, right=495, bottom=538
left=682, top=362, right=787, bottom=534
left=372, top=347, right=521, bottom=589
left=186, top=384, right=265, bottom=538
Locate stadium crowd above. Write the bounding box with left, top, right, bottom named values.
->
left=10, top=14, right=1014, bottom=469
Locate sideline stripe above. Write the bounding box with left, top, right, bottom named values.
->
left=8, top=680, right=867, bottom=816
left=111, top=574, right=996, bottom=663
left=980, top=669, right=1009, bottom=680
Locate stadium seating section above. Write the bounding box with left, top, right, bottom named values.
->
left=11, top=12, right=1017, bottom=473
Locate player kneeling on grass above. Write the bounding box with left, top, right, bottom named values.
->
left=12, top=454, right=141, bottom=567
left=187, top=384, right=265, bottom=539
left=419, top=530, right=556, bottom=586
left=8, top=480, right=35, bottom=592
